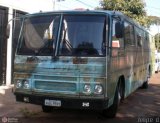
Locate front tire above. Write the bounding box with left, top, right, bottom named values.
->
left=103, top=81, right=123, bottom=118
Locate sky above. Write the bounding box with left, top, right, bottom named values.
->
left=56, top=0, right=160, bottom=17
left=56, top=0, right=160, bottom=35
left=144, top=0, right=160, bottom=35
left=0, top=0, right=159, bottom=35
left=54, top=0, right=100, bottom=10
left=145, top=0, right=160, bottom=17
left=1, top=0, right=159, bottom=17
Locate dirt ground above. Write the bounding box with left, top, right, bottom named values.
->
left=0, top=73, right=160, bottom=123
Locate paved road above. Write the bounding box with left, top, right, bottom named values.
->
left=0, top=73, right=160, bottom=123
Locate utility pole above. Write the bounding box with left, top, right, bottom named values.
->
left=52, top=0, right=65, bottom=10
left=52, top=0, right=55, bottom=10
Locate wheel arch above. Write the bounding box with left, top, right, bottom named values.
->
left=113, top=75, right=125, bottom=100
left=118, top=75, right=125, bottom=100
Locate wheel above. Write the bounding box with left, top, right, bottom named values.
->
left=141, top=78, right=149, bottom=89
left=102, top=86, right=119, bottom=118
left=103, top=80, right=123, bottom=118
left=42, top=105, right=53, bottom=113
left=141, top=81, right=148, bottom=89
left=118, top=78, right=124, bottom=102
left=141, top=70, right=150, bottom=89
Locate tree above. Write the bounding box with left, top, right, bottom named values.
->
left=99, top=0, right=151, bottom=27
left=155, top=33, right=160, bottom=52
left=148, top=16, right=160, bottom=50
left=149, top=16, right=160, bottom=25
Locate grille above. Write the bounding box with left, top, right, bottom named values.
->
left=35, top=81, right=76, bottom=92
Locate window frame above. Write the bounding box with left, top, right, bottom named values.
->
left=57, top=14, right=108, bottom=57
left=124, top=20, right=135, bottom=46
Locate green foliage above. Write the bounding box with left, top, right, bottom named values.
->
left=155, top=33, right=160, bottom=52
left=152, top=17, right=160, bottom=51
left=99, top=0, right=151, bottom=27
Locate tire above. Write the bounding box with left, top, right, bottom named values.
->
left=141, top=81, right=148, bottom=89
left=103, top=81, right=123, bottom=118
left=141, top=70, right=150, bottom=89
left=118, top=78, right=124, bottom=102
left=141, top=79, right=149, bottom=89
left=42, top=105, right=53, bottom=113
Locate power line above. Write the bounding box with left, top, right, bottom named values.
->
left=145, top=6, right=160, bottom=16
left=146, top=5, right=160, bottom=10
left=146, top=9, right=160, bottom=16
left=88, top=0, right=100, bottom=8
left=56, top=2, right=71, bottom=9
left=54, top=0, right=98, bottom=10
left=75, top=0, right=95, bottom=8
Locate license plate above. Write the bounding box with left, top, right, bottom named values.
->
left=44, top=99, right=61, bottom=107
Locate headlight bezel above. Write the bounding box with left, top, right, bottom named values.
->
left=94, top=84, right=103, bottom=95
left=83, top=84, right=92, bottom=94
left=16, top=80, right=22, bottom=88
left=23, top=80, right=30, bottom=89
left=82, top=83, right=103, bottom=95
left=15, top=79, right=30, bottom=89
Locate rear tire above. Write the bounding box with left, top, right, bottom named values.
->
left=141, top=80, right=148, bottom=89
left=42, top=105, right=53, bottom=113
left=141, top=69, right=150, bottom=89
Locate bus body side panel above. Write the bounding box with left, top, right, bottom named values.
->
left=107, top=17, right=151, bottom=107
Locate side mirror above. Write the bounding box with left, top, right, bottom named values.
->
left=6, top=24, right=10, bottom=39
left=115, top=22, right=123, bottom=38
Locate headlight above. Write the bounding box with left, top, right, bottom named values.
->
left=16, top=80, right=22, bottom=88
left=23, top=80, right=30, bottom=89
left=83, top=84, right=91, bottom=94
left=94, top=85, right=103, bottom=94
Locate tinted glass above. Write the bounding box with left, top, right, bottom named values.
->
left=17, top=15, right=60, bottom=56
left=58, top=15, right=107, bottom=56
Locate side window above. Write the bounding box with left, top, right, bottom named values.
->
left=112, top=19, right=124, bottom=48
left=135, top=27, right=144, bottom=47
left=144, top=32, right=150, bottom=49
left=139, top=30, right=144, bottom=47
left=124, top=21, right=135, bottom=46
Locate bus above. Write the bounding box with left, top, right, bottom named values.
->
left=13, top=10, right=151, bottom=118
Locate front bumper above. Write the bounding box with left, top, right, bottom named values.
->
left=15, top=93, right=109, bottom=110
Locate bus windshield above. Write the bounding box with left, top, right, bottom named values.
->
left=59, top=15, right=107, bottom=56
left=17, top=15, right=60, bottom=56
left=17, top=14, right=107, bottom=56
